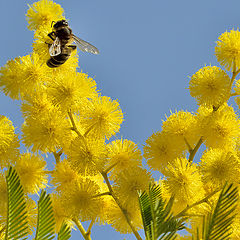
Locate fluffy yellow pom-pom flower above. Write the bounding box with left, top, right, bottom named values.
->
left=0, top=116, right=19, bottom=167
left=164, top=157, right=205, bottom=206
left=144, top=131, right=183, bottom=171
left=215, top=29, right=240, bottom=71
left=61, top=177, right=104, bottom=221
left=22, top=108, right=72, bottom=153
left=51, top=193, right=75, bottom=233
left=26, top=0, right=64, bottom=31
left=162, top=110, right=199, bottom=152
left=105, top=198, right=143, bottom=234
left=15, top=152, right=48, bottom=194
left=200, top=148, right=240, bottom=187
left=0, top=53, right=49, bottom=100
left=47, top=72, right=97, bottom=112
left=197, top=104, right=240, bottom=148
left=113, top=167, right=152, bottom=208
left=80, top=96, right=124, bottom=139
left=51, top=159, right=79, bottom=192
left=66, top=136, right=106, bottom=176
left=107, top=139, right=142, bottom=176
left=189, top=66, right=231, bottom=107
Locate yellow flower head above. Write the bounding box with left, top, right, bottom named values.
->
left=80, top=96, right=124, bottom=140
left=62, top=177, right=104, bottom=221
left=106, top=199, right=143, bottom=234
left=51, top=193, right=75, bottom=233
left=189, top=66, right=231, bottom=107
left=0, top=53, right=49, bottom=100
left=164, top=157, right=204, bottom=205
left=162, top=110, right=199, bottom=151
left=22, top=108, right=72, bottom=153
left=107, top=139, right=142, bottom=176
left=197, top=104, right=240, bottom=148
left=200, top=148, right=240, bottom=187
left=215, top=29, right=240, bottom=71
left=113, top=167, right=152, bottom=208
left=51, top=159, right=79, bottom=192
left=26, top=0, right=64, bottom=31
left=0, top=116, right=19, bottom=168
left=15, top=152, right=48, bottom=194
left=21, top=86, right=55, bottom=119
left=47, top=72, right=97, bottom=112
left=66, top=136, right=106, bottom=176
left=144, top=131, right=183, bottom=171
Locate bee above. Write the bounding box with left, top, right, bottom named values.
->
left=46, top=19, right=99, bottom=68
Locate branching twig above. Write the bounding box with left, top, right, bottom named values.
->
left=188, top=137, right=203, bottom=163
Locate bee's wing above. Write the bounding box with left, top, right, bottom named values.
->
left=49, top=37, right=61, bottom=56
left=72, top=34, right=99, bottom=54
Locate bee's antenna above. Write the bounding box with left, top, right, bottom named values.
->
left=51, top=21, right=56, bottom=28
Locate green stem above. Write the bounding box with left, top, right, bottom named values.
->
left=231, top=92, right=240, bottom=97
left=92, top=192, right=111, bottom=198
left=184, top=137, right=193, bottom=153
left=73, top=218, right=91, bottom=240
left=105, top=162, right=119, bottom=174
left=101, top=172, right=143, bottom=240
left=188, top=137, right=203, bottom=163
left=53, top=149, right=62, bottom=164
left=175, top=189, right=219, bottom=218
left=86, top=220, right=95, bottom=236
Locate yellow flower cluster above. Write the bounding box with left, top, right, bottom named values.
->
left=144, top=28, right=240, bottom=238
left=1, top=0, right=240, bottom=239
left=0, top=0, right=150, bottom=237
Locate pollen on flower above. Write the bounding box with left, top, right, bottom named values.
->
left=21, top=108, right=72, bottom=153
left=107, top=139, right=142, bottom=176
left=47, top=71, right=98, bottom=112
left=113, top=167, right=152, bottom=208
left=189, top=66, right=231, bottom=107
left=0, top=116, right=20, bottom=167
left=0, top=53, right=49, bottom=100
left=62, top=177, right=104, bottom=221
left=15, top=152, right=48, bottom=194
left=164, top=157, right=205, bottom=206
left=80, top=96, right=124, bottom=140
left=26, top=0, right=64, bottom=31
left=106, top=199, right=143, bottom=234
left=162, top=110, right=199, bottom=152
left=144, top=131, right=183, bottom=171
left=197, top=104, right=240, bottom=148
left=200, top=148, right=240, bottom=187
left=215, top=29, right=240, bottom=71
left=51, top=159, right=79, bottom=192
left=65, top=136, right=107, bottom=176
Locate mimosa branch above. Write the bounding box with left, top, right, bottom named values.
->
left=188, top=137, right=203, bottom=163
left=73, top=217, right=91, bottom=240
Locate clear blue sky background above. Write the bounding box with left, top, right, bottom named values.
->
left=0, top=0, right=239, bottom=239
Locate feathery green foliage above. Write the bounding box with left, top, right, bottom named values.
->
left=57, top=222, right=71, bottom=240
left=194, top=183, right=238, bottom=240
left=138, top=184, right=185, bottom=240
left=5, top=166, right=28, bottom=240
left=35, top=191, right=55, bottom=240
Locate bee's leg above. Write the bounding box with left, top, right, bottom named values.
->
left=68, top=45, right=77, bottom=50
left=48, top=32, right=56, bottom=41
left=45, top=42, right=52, bottom=48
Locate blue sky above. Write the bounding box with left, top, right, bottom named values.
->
left=0, top=0, right=240, bottom=239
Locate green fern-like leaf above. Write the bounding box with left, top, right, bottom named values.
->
left=5, top=166, right=29, bottom=240
left=196, top=183, right=238, bottom=240
left=35, top=191, right=55, bottom=240
left=57, top=222, right=71, bottom=240
left=138, top=184, right=185, bottom=240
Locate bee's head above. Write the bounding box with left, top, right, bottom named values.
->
left=52, top=20, right=69, bottom=29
